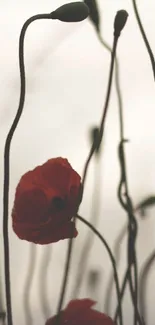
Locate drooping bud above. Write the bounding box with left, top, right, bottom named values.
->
left=84, top=0, right=100, bottom=32
left=114, top=10, right=128, bottom=38
left=50, top=2, right=89, bottom=23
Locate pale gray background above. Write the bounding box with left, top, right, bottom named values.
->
left=0, top=0, right=155, bottom=325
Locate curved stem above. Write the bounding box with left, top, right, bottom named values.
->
left=3, top=13, right=52, bottom=325
left=86, top=9, right=143, bottom=325
left=114, top=267, right=129, bottom=321
left=71, top=154, right=101, bottom=298
left=99, top=31, right=141, bottom=324
left=56, top=226, right=75, bottom=323
left=114, top=258, right=142, bottom=324
left=76, top=214, right=123, bottom=325
left=97, top=34, right=124, bottom=140
left=105, top=223, right=127, bottom=314
left=139, top=250, right=155, bottom=323
left=91, top=30, right=125, bottom=318
left=117, top=175, right=142, bottom=325
left=81, top=35, right=118, bottom=191
left=132, top=0, right=155, bottom=80
left=118, top=170, right=140, bottom=324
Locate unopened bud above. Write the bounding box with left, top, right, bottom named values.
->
left=50, top=2, right=89, bottom=23
left=114, top=10, right=128, bottom=38
left=90, top=127, right=101, bottom=154
left=88, top=269, right=101, bottom=288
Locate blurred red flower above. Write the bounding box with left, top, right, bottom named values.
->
left=46, top=299, right=115, bottom=325
left=12, top=158, right=81, bottom=244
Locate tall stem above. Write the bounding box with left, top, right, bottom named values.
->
left=76, top=215, right=123, bottom=325
left=3, top=14, right=52, bottom=325
left=132, top=0, right=155, bottom=80
left=81, top=36, right=118, bottom=190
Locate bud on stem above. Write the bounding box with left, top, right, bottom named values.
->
left=51, top=2, right=89, bottom=22
left=114, top=10, right=128, bottom=38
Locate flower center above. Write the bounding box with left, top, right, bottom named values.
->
left=51, top=197, right=66, bottom=211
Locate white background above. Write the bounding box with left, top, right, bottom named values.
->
left=0, top=0, right=155, bottom=325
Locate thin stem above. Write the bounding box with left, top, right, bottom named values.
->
left=114, top=37, right=142, bottom=325
left=89, top=11, right=142, bottom=325
left=56, top=223, right=75, bottom=323
left=81, top=35, right=118, bottom=190
left=117, top=149, right=142, bottom=325
left=76, top=214, right=123, bottom=325
left=71, top=154, right=101, bottom=298
left=114, top=268, right=130, bottom=321
left=114, top=261, right=142, bottom=325
left=132, top=0, right=155, bottom=80
left=92, top=30, right=125, bottom=318
left=3, top=13, right=52, bottom=325
left=105, top=223, right=127, bottom=314
left=97, top=34, right=124, bottom=139
left=139, top=250, right=155, bottom=323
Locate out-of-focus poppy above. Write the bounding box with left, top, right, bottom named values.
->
left=46, top=299, right=116, bottom=325
left=12, top=158, right=81, bottom=244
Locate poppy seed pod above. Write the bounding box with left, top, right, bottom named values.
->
left=50, top=2, right=89, bottom=22
left=114, top=10, right=128, bottom=37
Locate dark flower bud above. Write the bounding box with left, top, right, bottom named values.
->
left=87, top=269, right=101, bottom=288
left=84, top=0, right=100, bottom=32
left=90, top=126, right=101, bottom=155
left=114, top=10, right=128, bottom=38
left=50, top=2, right=89, bottom=23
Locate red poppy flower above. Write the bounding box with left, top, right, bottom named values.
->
left=12, top=158, right=81, bottom=244
left=46, top=299, right=115, bottom=325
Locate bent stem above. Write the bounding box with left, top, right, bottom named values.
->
left=87, top=25, right=125, bottom=318
left=97, top=34, right=124, bottom=139
left=93, top=18, right=142, bottom=324
left=139, top=250, right=155, bottom=323
left=118, top=145, right=137, bottom=323
left=114, top=267, right=130, bottom=321
left=105, top=223, right=127, bottom=314
left=56, top=226, right=75, bottom=324
left=94, top=25, right=141, bottom=324
left=132, top=0, right=155, bottom=80
left=81, top=35, right=118, bottom=191
left=3, top=13, right=53, bottom=325
left=76, top=214, right=123, bottom=325
left=117, top=142, right=142, bottom=325
left=71, top=152, right=101, bottom=298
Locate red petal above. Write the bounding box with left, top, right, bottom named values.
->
left=66, top=299, right=96, bottom=312
left=13, top=188, right=48, bottom=224
left=36, top=221, right=78, bottom=244
left=64, top=299, right=96, bottom=320
left=45, top=299, right=115, bottom=325
left=13, top=219, right=78, bottom=245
